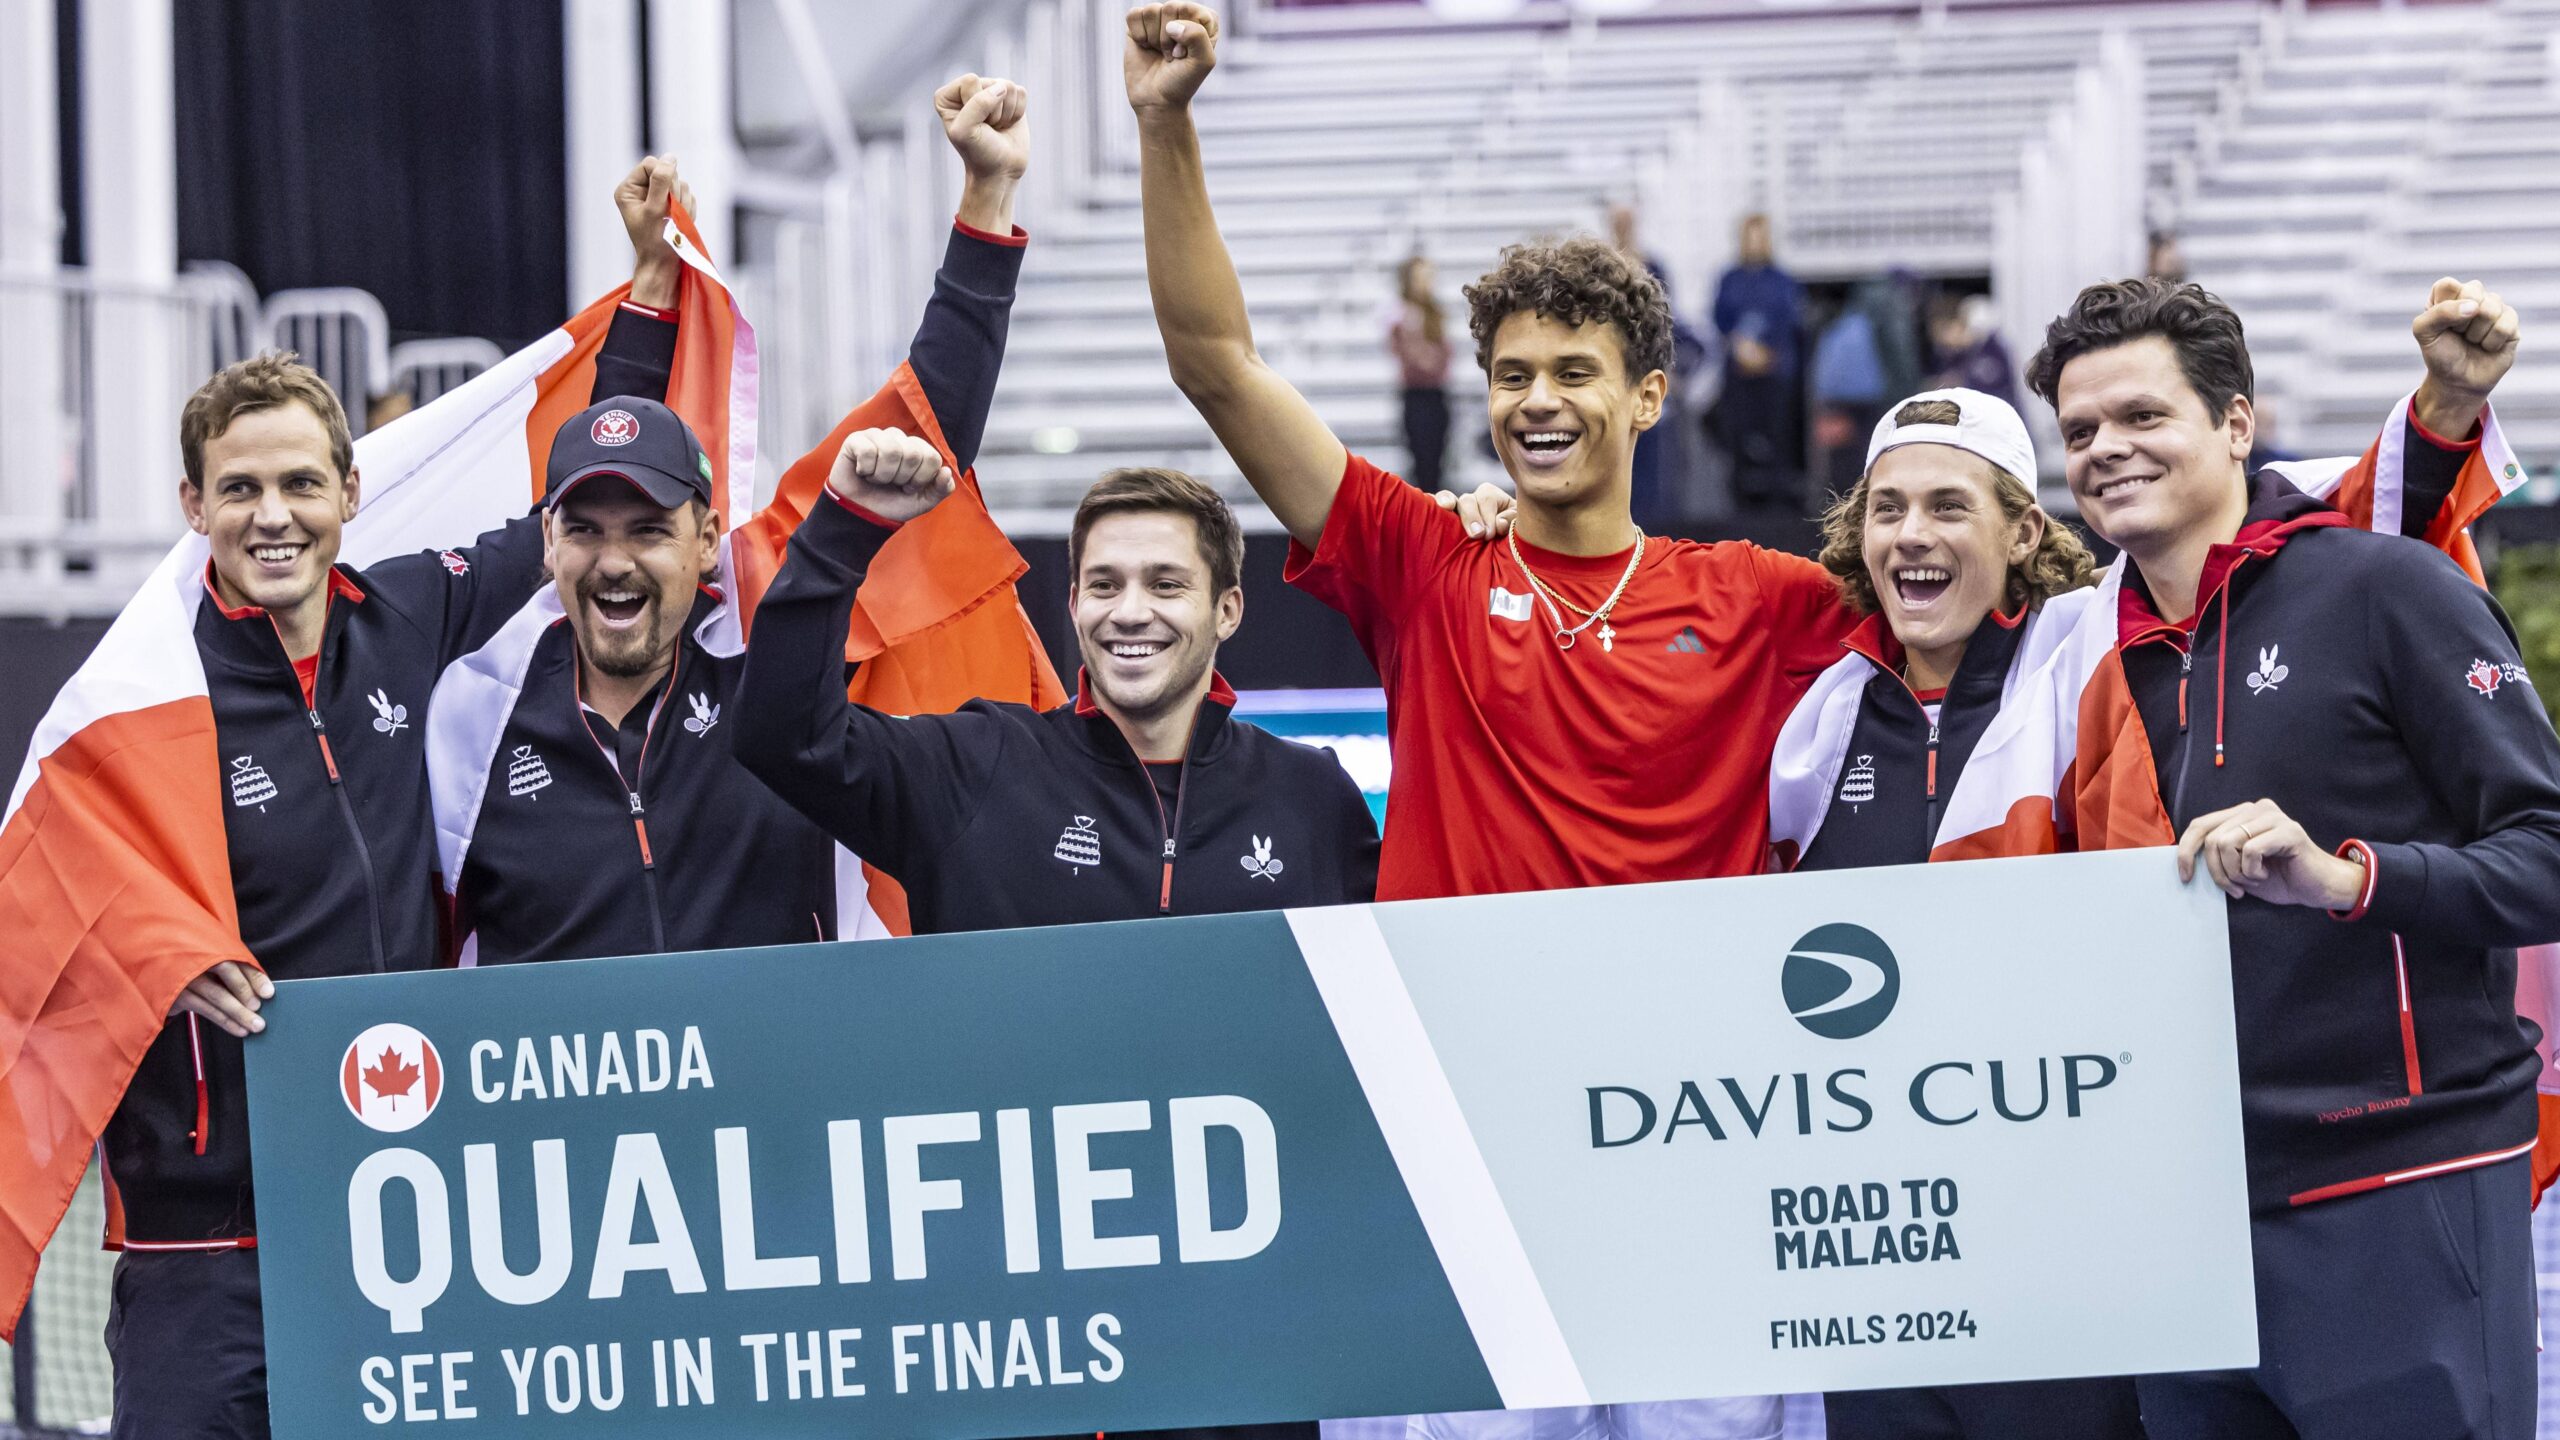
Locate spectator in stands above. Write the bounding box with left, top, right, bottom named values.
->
left=1811, top=296, right=1889, bottom=500
left=1389, top=254, right=1454, bottom=492
left=99, top=157, right=691, bottom=1440
left=2246, top=392, right=2303, bottom=471
left=1610, top=203, right=1705, bottom=527
left=1810, top=276, right=1923, bottom=500
left=1710, top=212, right=1804, bottom=509
left=2146, top=228, right=2187, bottom=284
left=1925, top=294, right=2017, bottom=409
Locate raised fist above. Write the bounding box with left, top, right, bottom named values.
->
left=614, top=155, right=695, bottom=307
left=828, top=428, right=957, bottom=525
left=2412, top=276, right=2522, bottom=434
left=1124, top=3, right=1220, bottom=113
left=936, top=74, right=1030, bottom=183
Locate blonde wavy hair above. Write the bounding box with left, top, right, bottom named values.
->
left=1817, top=399, right=2097, bottom=615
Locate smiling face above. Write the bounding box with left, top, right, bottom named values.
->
left=543, top=482, right=722, bottom=680
left=1073, top=510, right=1241, bottom=725
left=2054, top=334, right=2253, bottom=565
left=1862, top=445, right=2041, bottom=675
left=1485, top=310, right=1663, bottom=514
left=183, top=401, right=359, bottom=622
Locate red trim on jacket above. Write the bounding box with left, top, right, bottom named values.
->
left=201, top=561, right=367, bottom=621
left=2392, top=933, right=2423, bottom=1097
left=1072, top=668, right=1238, bottom=718
left=2117, top=509, right=2349, bottom=771
left=823, top=487, right=905, bottom=529
left=2286, top=1137, right=2535, bottom=1207
left=2408, top=406, right=2484, bottom=451
left=2330, top=838, right=2380, bottom=921
left=617, top=298, right=678, bottom=322
left=953, top=217, right=1030, bottom=248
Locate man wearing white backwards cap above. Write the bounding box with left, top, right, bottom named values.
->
left=1779, top=389, right=2104, bottom=874
left=1781, top=388, right=2141, bottom=1436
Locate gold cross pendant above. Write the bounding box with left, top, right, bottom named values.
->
left=1599, top=622, right=1616, bottom=653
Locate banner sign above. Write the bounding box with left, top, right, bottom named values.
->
left=246, top=849, right=2256, bottom=1437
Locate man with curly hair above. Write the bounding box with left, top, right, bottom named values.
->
left=1127, top=2, right=1857, bottom=924
left=1131, top=9, right=1846, bottom=1436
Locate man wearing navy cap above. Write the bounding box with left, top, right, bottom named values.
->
left=440, top=73, right=1034, bottom=966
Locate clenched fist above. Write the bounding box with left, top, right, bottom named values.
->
left=2411, top=276, right=2523, bottom=439
left=614, top=155, right=696, bottom=309
left=828, top=428, right=957, bottom=524
left=1125, top=3, right=1220, bottom=113
left=936, top=74, right=1030, bottom=183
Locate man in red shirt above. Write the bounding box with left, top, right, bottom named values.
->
left=1126, top=2, right=1854, bottom=908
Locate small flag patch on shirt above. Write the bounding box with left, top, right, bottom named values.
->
left=1489, top=587, right=1536, bottom=622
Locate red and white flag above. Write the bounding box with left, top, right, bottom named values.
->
left=0, top=208, right=1058, bottom=1338
left=1771, top=394, right=2548, bottom=1190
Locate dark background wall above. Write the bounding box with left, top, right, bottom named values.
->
left=171, top=0, right=569, bottom=347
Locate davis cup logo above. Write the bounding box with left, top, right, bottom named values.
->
left=590, top=408, right=639, bottom=447
left=1783, top=923, right=1901, bottom=1040
left=340, top=1023, right=444, bottom=1133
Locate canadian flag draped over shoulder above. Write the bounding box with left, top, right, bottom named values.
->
left=0, top=210, right=1058, bottom=1338
left=1769, top=394, right=2555, bottom=1190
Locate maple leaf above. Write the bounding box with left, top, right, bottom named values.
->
left=364, top=1048, right=422, bottom=1101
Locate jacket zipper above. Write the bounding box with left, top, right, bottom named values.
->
left=1118, top=733, right=1195, bottom=914
left=308, top=709, right=389, bottom=970
left=1924, top=717, right=1943, bottom=844
left=277, top=616, right=390, bottom=972
left=580, top=653, right=680, bottom=954
left=187, top=1014, right=210, bottom=1156
left=2169, top=647, right=2197, bottom=823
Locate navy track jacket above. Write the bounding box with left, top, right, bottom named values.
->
left=2117, top=471, right=2560, bottom=1212
left=735, top=498, right=1381, bottom=933
left=104, top=309, right=676, bottom=1245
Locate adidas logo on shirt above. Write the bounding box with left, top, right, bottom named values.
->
left=1665, top=627, right=1708, bottom=655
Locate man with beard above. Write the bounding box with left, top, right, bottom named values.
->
left=444, top=75, right=1036, bottom=965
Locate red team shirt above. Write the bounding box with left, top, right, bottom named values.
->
left=1288, top=454, right=1857, bottom=901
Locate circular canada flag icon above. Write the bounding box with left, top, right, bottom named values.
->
left=340, top=1022, right=444, bottom=1133
left=590, top=408, right=639, bottom=447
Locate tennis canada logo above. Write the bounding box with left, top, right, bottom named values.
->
left=591, top=408, right=639, bottom=447
left=1782, top=923, right=1901, bottom=1040
left=340, top=1022, right=444, bottom=1133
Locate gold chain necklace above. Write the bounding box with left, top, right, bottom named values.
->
left=1507, top=527, right=1646, bottom=651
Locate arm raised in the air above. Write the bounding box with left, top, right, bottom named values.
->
left=1127, top=3, right=1346, bottom=551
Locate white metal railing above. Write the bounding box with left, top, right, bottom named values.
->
left=388, top=336, right=507, bottom=407
left=0, top=268, right=232, bottom=616
left=264, top=287, right=393, bottom=438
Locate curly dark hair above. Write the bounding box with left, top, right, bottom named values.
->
left=2023, top=277, right=2254, bottom=421
left=1816, top=399, right=2098, bottom=616
left=1463, top=237, right=1674, bottom=380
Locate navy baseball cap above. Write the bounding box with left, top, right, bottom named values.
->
left=544, top=396, right=714, bottom=511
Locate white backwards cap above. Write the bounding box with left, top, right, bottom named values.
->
left=1864, top=387, right=2037, bottom=487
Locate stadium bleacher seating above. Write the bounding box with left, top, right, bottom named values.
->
left=960, top=0, right=2555, bottom=528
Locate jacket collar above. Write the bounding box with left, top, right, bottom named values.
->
left=1841, top=599, right=2028, bottom=708
left=200, top=560, right=366, bottom=622
left=2118, top=469, right=2347, bottom=646
left=1068, top=668, right=1239, bottom=766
